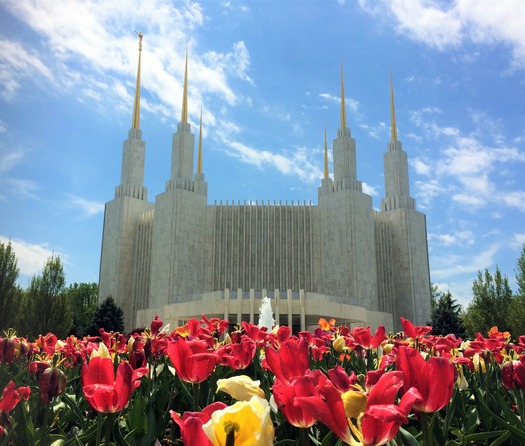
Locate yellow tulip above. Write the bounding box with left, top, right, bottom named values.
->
left=333, top=336, right=349, bottom=353
left=216, top=375, right=265, bottom=401
left=202, top=396, right=274, bottom=446
left=91, top=342, right=111, bottom=359
left=341, top=388, right=367, bottom=419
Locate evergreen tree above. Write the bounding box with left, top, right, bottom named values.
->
left=0, top=241, right=22, bottom=331
left=67, top=282, right=99, bottom=337
left=87, top=296, right=124, bottom=335
left=19, top=255, right=72, bottom=339
left=463, top=267, right=512, bottom=338
left=429, top=291, right=466, bottom=338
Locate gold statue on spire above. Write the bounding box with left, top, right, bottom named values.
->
left=390, top=72, right=398, bottom=142
left=198, top=107, right=203, bottom=174
left=181, top=46, right=189, bottom=124
left=324, top=125, right=329, bottom=179
left=131, top=31, right=143, bottom=129
left=340, top=65, right=346, bottom=129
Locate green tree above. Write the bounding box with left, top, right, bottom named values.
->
left=429, top=291, right=466, bottom=338
left=463, top=267, right=512, bottom=338
left=508, top=245, right=525, bottom=338
left=67, top=282, right=99, bottom=338
left=19, top=255, right=72, bottom=339
left=0, top=241, right=22, bottom=331
left=87, top=296, right=124, bottom=335
left=516, top=244, right=525, bottom=297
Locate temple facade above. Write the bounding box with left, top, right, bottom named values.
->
left=99, top=37, right=432, bottom=332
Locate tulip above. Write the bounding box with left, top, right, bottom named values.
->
left=293, top=370, right=353, bottom=444
left=82, top=356, right=148, bottom=413
left=328, top=365, right=358, bottom=392
left=40, top=367, right=67, bottom=403
left=166, top=338, right=218, bottom=384
left=502, top=357, right=525, bottom=390
left=0, top=381, right=30, bottom=413
left=216, top=375, right=265, bottom=401
left=0, top=334, right=29, bottom=363
left=217, top=336, right=256, bottom=370
left=265, top=337, right=309, bottom=384
left=272, top=371, right=325, bottom=428
left=170, top=402, right=227, bottom=446
left=351, top=326, right=386, bottom=349
left=341, top=371, right=421, bottom=446
left=202, top=396, right=274, bottom=446
left=150, top=315, right=164, bottom=336
left=400, top=318, right=432, bottom=340
left=395, top=346, right=455, bottom=412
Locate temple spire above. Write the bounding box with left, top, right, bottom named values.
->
left=131, top=32, right=143, bottom=129
left=340, top=65, right=346, bottom=129
left=324, top=125, right=329, bottom=179
left=390, top=72, right=397, bottom=142
left=181, top=46, right=189, bottom=124
left=197, top=107, right=203, bottom=174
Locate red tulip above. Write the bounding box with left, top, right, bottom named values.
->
left=170, top=402, right=227, bottom=446
left=150, top=315, right=164, bottom=336
left=217, top=336, right=256, bottom=370
left=395, top=346, right=455, bottom=412
left=327, top=365, right=358, bottom=392
left=502, top=357, right=525, bottom=390
left=40, top=367, right=67, bottom=403
left=272, top=371, right=324, bottom=428
left=0, top=381, right=30, bottom=413
left=351, top=326, right=386, bottom=349
left=166, top=338, right=218, bottom=384
left=82, top=356, right=148, bottom=413
left=400, top=318, right=432, bottom=340
left=353, top=371, right=421, bottom=446
left=265, top=337, right=310, bottom=384
left=293, top=370, right=353, bottom=444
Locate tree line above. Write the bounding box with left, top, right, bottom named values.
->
left=429, top=244, right=525, bottom=339
left=0, top=241, right=124, bottom=338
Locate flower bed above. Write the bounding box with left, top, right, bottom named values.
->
left=1, top=316, right=524, bottom=445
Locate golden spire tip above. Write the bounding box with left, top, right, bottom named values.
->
left=340, top=64, right=346, bottom=129
left=390, top=72, right=398, bottom=142
left=181, top=46, right=189, bottom=124
left=131, top=31, right=143, bottom=130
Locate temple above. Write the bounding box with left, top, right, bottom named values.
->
left=99, top=36, right=432, bottom=332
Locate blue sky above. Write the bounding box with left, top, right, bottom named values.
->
left=1, top=0, right=524, bottom=309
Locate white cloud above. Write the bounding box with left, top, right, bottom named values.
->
left=409, top=110, right=525, bottom=210
left=0, top=38, right=53, bottom=101
left=1, top=0, right=248, bottom=126
left=411, top=157, right=431, bottom=175
left=431, top=243, right=500, bottom=280
left=0, top=147, right=24, bottom=173
left=219, top=136, right=322, bottom=184
left=0, top=235, right=63, bottom=278
left=361, top=0, right=525, bottom=70
left=4, top=178, right=38, bottom=198
left=68, top=195, right=104, bottom=217
left=513, top=233, right=525, bottom=247
left=362, top=182, right=378, bottom=196
left=429, top=230, right=475, bottom=247
left=415, top=179, right=445, bottom=208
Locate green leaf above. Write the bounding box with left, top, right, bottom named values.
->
left=397, top=426, right=419, bottom=446
left=490, top=431, right=512, bottom=446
